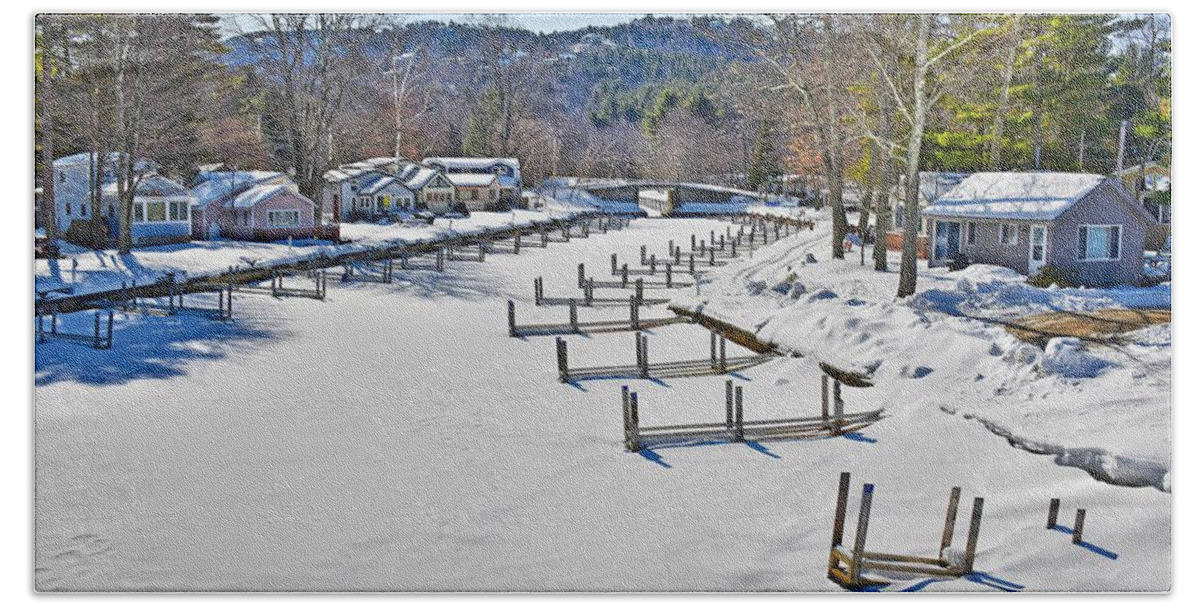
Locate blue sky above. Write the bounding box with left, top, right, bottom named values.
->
left=218, top=12, right=651, bottom=37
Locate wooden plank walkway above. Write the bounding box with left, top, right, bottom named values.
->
left=555, top=331, right=777, bottom=383
left=620, top=381, right=885, bottom=451
left=507, top=300, right=689, bottom=337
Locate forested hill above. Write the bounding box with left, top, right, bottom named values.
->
left=220, top=15, right=757, bottom=115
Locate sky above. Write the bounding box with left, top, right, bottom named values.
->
left=218, top=12, right=651, bottom=38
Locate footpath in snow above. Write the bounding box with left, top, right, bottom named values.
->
left=35, top=215, right=1169, bottom=592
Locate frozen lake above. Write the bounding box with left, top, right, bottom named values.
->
left=34, top=218, right=1169, bottom=592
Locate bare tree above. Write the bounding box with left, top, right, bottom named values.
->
left=857, top=14, right=999, bottom=296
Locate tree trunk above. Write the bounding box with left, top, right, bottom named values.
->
left=897, top=15, right=931, bottom=299
left=37, top=23, right=59, bottom=258
left=988, top=17, right=1020, bottom=170
left=873, top=64, right=895, bottom=272
left=822, top=16, right=848, bottom=259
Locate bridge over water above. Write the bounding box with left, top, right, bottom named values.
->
left=544, top=178, right=776, bottom=217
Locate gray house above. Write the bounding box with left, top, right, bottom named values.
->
left=922, top=172, right=1156, bottom=286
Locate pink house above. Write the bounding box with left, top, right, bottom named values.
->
left=191, top=172, right=317, bottom=242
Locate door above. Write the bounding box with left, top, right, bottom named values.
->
left=1028, top=224, right=1047, bottom=274
left=933, top=221, right=962, bottom=261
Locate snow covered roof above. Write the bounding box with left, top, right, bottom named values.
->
left=404, top=167, right=443, bottom=190
left=359, top=174, right=410, bottom=195
left=191, top=171, right=289, bottom=209
left=923, top=172, right=1109, bottom=221
left=423, top=157, right=520, bottom=172
left=498, top=175, right=520, bottom=189
left=54, top=151, right=155, bottom=172
left=231, top=184, right=293, bottom=209
left=445, top=173, right=497, bottom=188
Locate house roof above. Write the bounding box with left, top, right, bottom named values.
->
left=922, top=172, right=1111, bottom=221
left=230, top=184, right=304, bottom=209
left=359, top=174, right=412, bottom=195
left=191, top=171, right=288, bottom=209
left=404, top=167, right=444, bottom=190
left=423, top=157, right=520, bottom=172
left=445, top=173, right=497, bottom=188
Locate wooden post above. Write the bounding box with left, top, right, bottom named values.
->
left=578, top=263, right=586, bottom=288
left=821, top=376, right=830, bottom=420
left=689, top=254, right=695, bottom=274
left=556, top=338, right=568, bottom=383
left=725, top=380, right=734, bottom=430
left=630, top=295, right=639, bottom=330
left=639, top=333, right=650, bottom=378
left=514, top=232, right=521, bottom=254
left=635, top=279, right=644, bottom=304
left=833, top=380, right=844, bottom=434
left=628, top=391, right=641, bottom=452
left=710, top=331, right=718, bottom=368
left=611, top=253, right=618, bottom=275
left=105, top=311, right=114, bottom=349
left=622, top=385, right=632, bottom=451
left=640, top=244, right=647, bottom=265
left=534, top=277, right=544, bottom=306
left=621, top=264, right=629, bottom=288
left=1072, top=509, right=1086, bottom=545
left=674, top=247, right=681, bottom=265
left=849, top=484, right=875, bottom=586
left=507, top=300, right=518, bottom=337
left=719, top=336, right=727, bottom=373
left=963, top=497, right=985, bottom=572
left=666, top=264, right=673, bottom=288
left=569, top=300, right=578, bottom=333
left=586, top=278, right=594, bottom=306
left=634, top=332, right=643, bottom=375
left=734, top=385, right=744, bottom=442
left=1047, top=498, right=1060, bottom=529
left=690, top=234, right=696, bottom=250
left=542, top=229, right=548, bottom=247
left=650, top=254, right=656, bottom=275
left=93, top=311, right=101, bottom=349
left=709, top=249, right=716, bottom=267
left=37, top=311, right=44, bottom=344
left=436, top=248, right=444, bottom=272
left=940, top=487, right=962, bottom=558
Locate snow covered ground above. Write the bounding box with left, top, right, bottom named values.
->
left=34, top=216, right=1169, bottom=592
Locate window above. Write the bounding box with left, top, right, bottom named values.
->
left=169, top=201, right=188, bottom=221
left=966, top=222, right=976, bottom=245
left=1077, top=225, right=1121, bottom=260
left=81, top=204, right=88, bottom=217
left=65, top=202, right=72, bottom=216
left=146, top=201, right=166, bottom=222
left=268, top=210, right=300, bottom=227
left=59, top=171, right=66, bottom=184
left=999, top=223, right=1018, bottom=245
left=133, top=203, right=145, bottom=222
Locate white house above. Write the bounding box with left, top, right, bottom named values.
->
left=401, top=165, right=458, bottom=214
left=52, top=152, right=194, bottom=246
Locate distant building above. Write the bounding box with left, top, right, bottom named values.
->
left=423, top=157, right=521, bottom=208
left=191, top=171, right=316, bottom=241
left=401, top=164, right=458, bottom=214
left=922, top=172, right=1156, bottom=286
left=444, top=173, right=500, bottom=211
left=52, top=152, right=193, bottom=247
